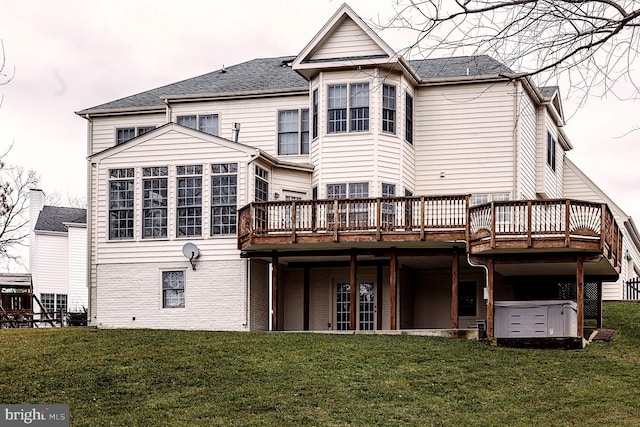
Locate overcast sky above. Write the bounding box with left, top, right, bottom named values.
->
left=0, top=0, right=638, bottom=223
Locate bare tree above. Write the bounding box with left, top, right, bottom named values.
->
left=375, top=1, right=640, bottom=102
left=0, top=156, right=39, bottom=266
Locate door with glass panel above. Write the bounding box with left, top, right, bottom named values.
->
left=335, top=281, right=375, bottom=330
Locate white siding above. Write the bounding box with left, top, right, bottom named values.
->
left=414, top=82, right=515, bottom=195
left=311, top=17, right=386, bottom=61
left=311, top=70, right=407, bottom=198
left=536, top=110, right=564, bottom=198
left=94, top=129, right=254, bottom=264
left=170, top=96, right=309, bottom=159
left=563, top=160, right=637, bottom=300
left=32, top=233, right=68, bottom=301
left=91, top=113, right=165, bottom=156
left=67, top=225, right=88, bottom=312
left=96, top=259, right=247, bottom=330
left=250, top=259, right=269, bottom=331
left=271, top=168, right=311, bottom=199
left=516, top=84, right=537, bottom=199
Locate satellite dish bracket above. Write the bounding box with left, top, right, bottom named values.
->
left=182, top=243, right=200, bottom=271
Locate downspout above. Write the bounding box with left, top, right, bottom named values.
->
left=84, top=114, right=94, bottom=325
left=513, top=81, right=520, bottom=199
left=467, top=252, right=490, bottom=333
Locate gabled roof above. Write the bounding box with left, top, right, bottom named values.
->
left=77, top=56, right=309, bottom=116
left=292, top=3, right=400, bottom=79
left=35, top=206, right=86, bottom=233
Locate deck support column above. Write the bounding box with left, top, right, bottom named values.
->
left=271, top=253, right=278, bottom=331
left=451, top=252, right=459, bottom=329
left=303, top=266, right=310, bottom=331
left=487, top=256, right=495, bottom=339
left=576, top=255, right=584, bottom=337
left=350, top=252, right=357, bottom=330
left=390, top=250, right=397, bottom=330
left=596, top=281, right=603, bottom=328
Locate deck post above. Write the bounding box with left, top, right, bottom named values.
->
left=350, top=252, right=357, bottom=330
left=487, top=256, right=495, bottom=339
left=576, top=255, right=584, bottom=337
left=271, top=252, right=279, bottom=331
left=303, top=266, right=310, bottom=331
left=451, top=252, right=459, bottom=329
left=390, top=250, right=397, bottom=330
left=596, top=281, right=603, bottom=328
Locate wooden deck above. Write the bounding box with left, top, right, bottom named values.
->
left=238, top=196, right=622, bottom=270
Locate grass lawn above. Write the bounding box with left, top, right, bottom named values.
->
left=1, top=303, right=640, bottom=426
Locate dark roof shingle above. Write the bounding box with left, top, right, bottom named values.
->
left=78, top=55, right=513, bottom=114
left=35, top=206, right=86, bottom=233
left=78, top=56, right=308, bottom=114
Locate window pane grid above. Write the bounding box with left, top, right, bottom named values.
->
left=109, top=170, right=134, bottom=240
left=177, top=166, right=202, bottom=237
left=336, top=282, right=350, bottom=331
left=199, top=114, right=219, bottom=136
left=405, top=93, right=414, bottom=144
left=143, top=168, right=168, bottom=238
left=212, top=163, right=238, bottom=235
left=163, top=271, right=185, bottom=308
left=328, top=85, right=347, bottom=133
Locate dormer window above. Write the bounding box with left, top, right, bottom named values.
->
left=327, top=83, right=369, bottom=133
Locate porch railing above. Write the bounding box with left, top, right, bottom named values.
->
left=238, top=195, right=469, bottom=245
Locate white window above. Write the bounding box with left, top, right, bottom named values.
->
left=405, top=93, right=413, bottom=144
left=327, top=83, right=369, bottom=133
left=278, top=109, right=309, bottom=155
left=116, top=126, right=156, bottom=145
left=546, top=131, right=557, bottom=171
left=162, top=271, right=185, bottom=308
left=177, top=114, right=219, bottom=136
left=176, top=165, right=203, bottom=237
left=109, top=168, right=135, bottom=240
left=143, top=167, right=168, bottom=239
left=211, top=163, right=238, bottom=235
left=382, top=84, right=396, bottom=134
left=255, top=166, right=269, bottom=202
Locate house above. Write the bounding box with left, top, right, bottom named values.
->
left=76, top=4, right=639, bottom=340
left=29, top=189, right=87, bottom=317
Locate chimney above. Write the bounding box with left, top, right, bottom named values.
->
left=29, top=189, right=45, bottom=274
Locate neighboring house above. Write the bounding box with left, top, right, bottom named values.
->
left=76, top=4, right=639, bottom=340
left=29, top=189, right=87, bottom=316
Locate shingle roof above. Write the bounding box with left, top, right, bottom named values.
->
left=78, top=55, right=513, bottom=115
left=34, top=206, right=86, bottom=233
left=78, top=56, right=307, bottom=114
left=408, top=55, right=512, bottom=79
left=539, top=86, right=559, bottom=99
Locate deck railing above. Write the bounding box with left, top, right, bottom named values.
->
left=238, top=195, right=469, bottom=245
left=239, top=197, right=622, bottom=268
left=468, top=199, right=622, bottom=264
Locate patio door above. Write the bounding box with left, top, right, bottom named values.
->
left=335, top=281, right=375, bottom=330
